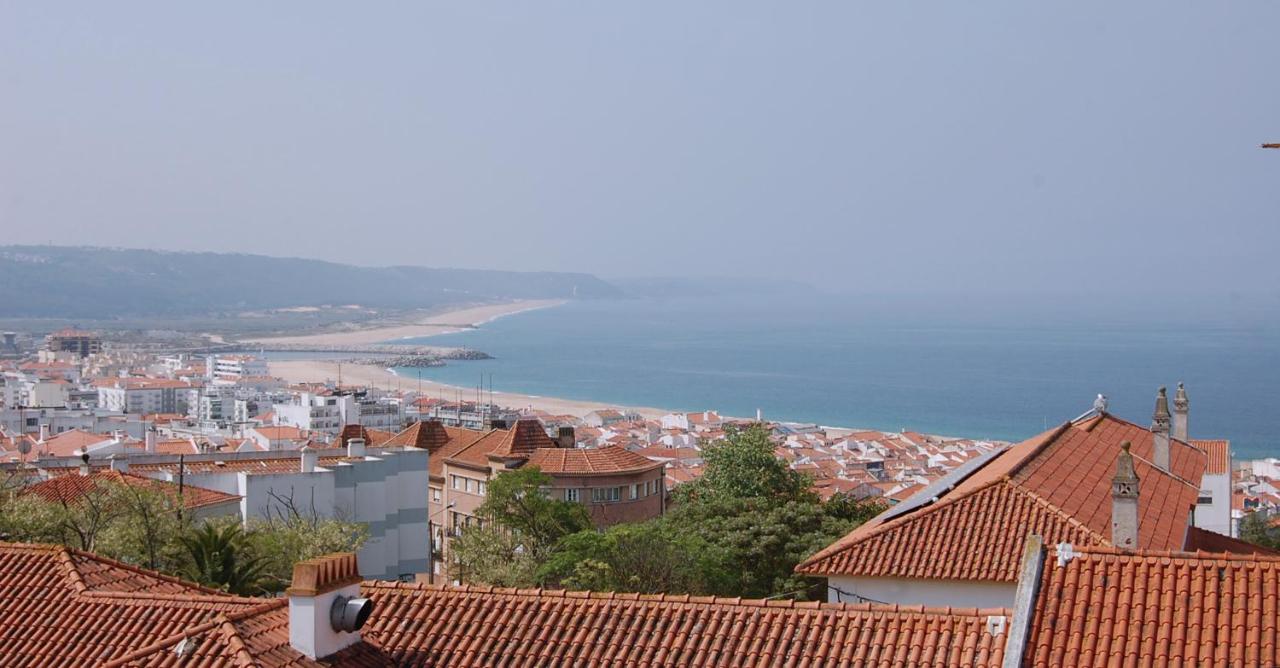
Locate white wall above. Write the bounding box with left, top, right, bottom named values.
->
left=1194, top=472, right=1234, bottom=537
left=827, top=574, right=1017, bottom=609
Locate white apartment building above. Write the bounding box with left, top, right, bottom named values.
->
left=205, top=355, right=270, bottom=381
left=77, top=444, right=431, bottom=580
left=274, top=391, right=357, bottom=437
left=97, top=379, right=199, bottom=415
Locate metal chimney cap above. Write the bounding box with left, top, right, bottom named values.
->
left=330, top=595, right=374, bottom=633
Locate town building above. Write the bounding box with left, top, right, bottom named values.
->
left=96, top=377, right=199, bottom=415
left=797, top=387, right=1243, bottom=609
left=44, top=328, right=101, bottom=358
left=1, top=541, right=1275, bottom=665
left=204, top=354, right=270, bottom=381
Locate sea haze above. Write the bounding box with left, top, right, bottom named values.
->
left=397, top=295, right=1280, bottom=460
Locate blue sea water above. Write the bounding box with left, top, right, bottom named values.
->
left=396, top=295, right=1280, bottom=460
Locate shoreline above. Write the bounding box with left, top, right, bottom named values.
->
left=245, top=298, right=567, bottom=347
left=269, top=359, right=672, bottom=420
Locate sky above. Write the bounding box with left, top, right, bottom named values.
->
left=2, top=2, right=1278, bottom=297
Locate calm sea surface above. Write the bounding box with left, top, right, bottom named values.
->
left=396, top=295, right=1280, bottom=460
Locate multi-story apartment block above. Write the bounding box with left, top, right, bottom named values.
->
left=96, top=378, right=198, bottom=415
left=205, top=354, right=270, bottom=381
left=44, top=328, right=101, bottom=358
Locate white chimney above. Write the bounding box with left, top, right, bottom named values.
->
left=78, top=453, right=90, bottom=477
left=347, top=437, right=366, bottom=459
left=145, top=429, right=158, bottom=454
left=1111, top=441, right=1140, bottom=549
left=287, top=553, right=373, bottom=660
left=300, top=446, right=318, bottom=473
left=109, top=454, right=129, bottom=474
left=38, top=424, right=50, bottom=443
left=1151, top=387, right=1171, bottom=472
left=1173, top=382, right=1189, bottom=442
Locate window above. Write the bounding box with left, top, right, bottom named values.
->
left=1197, top=490, right=1213, bottom=505
left=478, top=481, right=487, bottom=496
left=565, top=488, right=580, bottom=502
left=451, top=475, right=462, bottom=491
left=631, top=484, right=639, bottom=500
left=432, top=488, right=441, bottom=503
left=465, top=478, right=476, bottom=494
left=592, top=487, right=622, bottom=503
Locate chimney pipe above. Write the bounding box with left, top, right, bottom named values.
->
left=1111, top=441, right=1140, bottom=549
left=347, top=437, right=366, bottom=459
left=1172, top=382, right=1189, bottom=442
left=145, top=428, right=157, bottom=454
left=38, top=423, right=50, bottom=443
left=78, top=452, right=90, bottom=477
left=1151, top=387, right=1171, bottom=472
left=301, top=446, right=318, bottom=473
left=557, top=426, right=575, bottom=449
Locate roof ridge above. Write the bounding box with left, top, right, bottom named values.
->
left=1003, top=422, right=1072, bottom=479
left=99, top=599, right=285, bottom=668
left=363, top=581, right=1015, bottom=618
left=1066, top=544, right=1280, bottom=563
left=54, top=545, right=88, bottom=594
left=62, top=544, right=234, bottom=597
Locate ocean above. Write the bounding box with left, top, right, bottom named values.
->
left=396, top=294, right=1280, bottom=460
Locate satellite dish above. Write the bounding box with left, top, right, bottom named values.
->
left=16, top=439, right=31, bottom=457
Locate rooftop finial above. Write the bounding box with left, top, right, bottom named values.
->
left=1152, top=386, right=1171, bottom=424
left=1174, top=382, right=1188, bottom=411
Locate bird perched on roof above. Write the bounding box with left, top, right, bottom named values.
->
left=1093, top=394, right=1109, bottom=413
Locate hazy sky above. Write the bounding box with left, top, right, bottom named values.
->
left=2, top=3, right=1278, bottom=295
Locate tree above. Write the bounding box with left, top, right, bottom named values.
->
left=1240, top=511, right=1280, bottom=550
left=243, top=516, right=368, bottom=593
left=538, top=521, right=734, bottom=594
left=180, top=521, right=271, bottom=595
left=475, top=466, right=591, bottom=559
left=447, top=525, right=542, bottom=587
left=673, top=424, right=815, bottom=505
left=96, top=483, right=191, bottom=572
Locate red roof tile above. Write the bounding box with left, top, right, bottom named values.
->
left=383, top=420, right=452, bottom=451
left=798, top=414, right=1208, bottom=582
left=525, top=445, right=664, bottom=475
left=0, top=543, right=264, bottom=666
left=1026, top=546, right=1280, bottom=667
left=25, top=470, right=240, bottom=510
left=1192, top=438, right=1231, bottom=475
left=359, top=582, right=1009, bottom=667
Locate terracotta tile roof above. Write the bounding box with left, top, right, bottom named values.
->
left=25, top=470, right=241, bottom=510
left=1025, top=545, right=1280, bottom=667
left=524, top=445, right=664, bottom=475
left=798, top=414, right=1208, bottom=582
left=1192, top=438, right=1231, bottom=475
left=489, top=419, right=556, bottom=458
left=359, top=582, right=1009, bottom=667
left=383, top=420, right=452, bottom=451
left=130, top=453, right=351, bottom=475
left=0, top=542, right=265, bottom=666
left=252, top=425, right=306, bottom=441
left=1183, top=525, right=1280, bottom=555
left=336, top=424, right=395, bottom=448
left=39, top=429, right=111, bottom=457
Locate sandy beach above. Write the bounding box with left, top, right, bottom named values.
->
left=263, top=298, right=671, bottom=419
left=269, top=359, right=670, bottom=420
left=246, top=299, right=566, bottom=347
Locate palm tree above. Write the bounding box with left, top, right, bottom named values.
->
left=180, top=522, right=270, bottom=595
